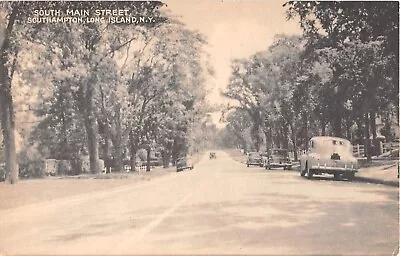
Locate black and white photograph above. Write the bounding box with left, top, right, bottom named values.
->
left=0, top=1, right=398, bottom=255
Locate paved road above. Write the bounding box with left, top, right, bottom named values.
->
left=0, top=151, right=398, bottom=255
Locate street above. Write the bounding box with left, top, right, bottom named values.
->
left=0, top=151, right=398, bottom=255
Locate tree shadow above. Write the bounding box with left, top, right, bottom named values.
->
left=147, top=190, right=398, bottom=255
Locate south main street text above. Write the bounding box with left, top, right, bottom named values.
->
left=33, top=9, right=131, bottom=16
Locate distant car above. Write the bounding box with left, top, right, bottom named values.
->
left=209, top=152, right=216, bottom=159
left=299, top=136, right=358, bottom=180
left=176, top=157, right=194, bottom=172
left=246, top=152, right=263, bottom=167
left=264, top=148, right=292, bottom=170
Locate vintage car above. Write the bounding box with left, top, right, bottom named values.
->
left=299, top=136, right=358, bottom=180
left=246, top=152, right=263, bottom=167
left=264, top=148, right=292, bottom=170
left=176, top=157, right=194, bottom=172
left=209, top=152, right=216, bottom=159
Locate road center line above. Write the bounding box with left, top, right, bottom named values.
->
left=113, top=193, right=192, bottom=254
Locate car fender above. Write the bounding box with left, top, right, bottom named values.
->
left=307, top=153, right=321, bottom=167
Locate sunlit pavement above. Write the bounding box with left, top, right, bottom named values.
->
left=0, top=151, right=398, bottom=255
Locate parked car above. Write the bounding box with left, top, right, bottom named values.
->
left=264, top=148, right=292, bottom=170
left=246, top=152, right=263, bottom=167
left=176, top=157, right=194, bottom=172
left=209, top=152, right=216, bottom=159
left=299, top=136, right=358, bottom=180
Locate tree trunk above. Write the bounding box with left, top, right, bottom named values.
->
left=320, top=116, right=326, bottom=136
left=274, top=126, right=281, bottom=149
left=161, top=150, right=169, bottom=168
left=146, top=147, right=151, bottom=172
left=171, top=139, right=179, bottom=165
left=289, top=123, right=298, bottom=161
left=84, top=111, right=100, bottom=173
left=60, top=102, right=70, bottom=159
left=113, top=110, right=123, bottom=172
left=364, top=113, right=371, bottom=161
left=303, top=112, right=309, bottom=150
left=251, top=124, right=261, bottom=152
left=282, top=121, right=289, bottom=149
left=103, top=136, right=111, bottom=172
left=0, top=6, right=18, bottom=184
left=370, top=111, right=379, bottom=155
left=263, top=129, right=270, bottom=153
left=381, top=111, right=392, bottom=141
left=81, top=78, right=100, bottom=174
left=345, top=116, right=352, bottom=141
left=355, top=118, right=364, bottom=144
left=332, top=113, right=342, bottom=137
left=129, top=130, right=137, bottom=172
left=0, top=92, right=18, bottom=184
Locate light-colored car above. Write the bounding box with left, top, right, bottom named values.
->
left=246, top=152, right=263, bottom=167
left=176, top=157, right=194, bottom=172
left=299, top=136, right=358, bottom=180
left=264, top=148, right=292, bottom=170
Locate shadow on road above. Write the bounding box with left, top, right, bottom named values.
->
left=295, top=174, right=399, bottom=188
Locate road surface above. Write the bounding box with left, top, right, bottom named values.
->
left=0, top=151, right=398, bottom=255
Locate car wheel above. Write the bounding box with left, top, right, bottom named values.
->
left=247, top=164, right=249, bottom=167
left=283, top=166, right=287, bottom=170
left=306, top=163, right=313, bottom=179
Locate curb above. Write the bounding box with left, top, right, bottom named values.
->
left=353, top=176, right=399, bottom=187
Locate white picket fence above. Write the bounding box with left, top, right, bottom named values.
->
left=103, top=164, right=147, bottom=173
left=353, top=144, right=365, bottom=157
left=381, top=142, right=399, bottom=154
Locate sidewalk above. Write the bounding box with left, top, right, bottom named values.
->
left=355, top=162, right=399, bottom=187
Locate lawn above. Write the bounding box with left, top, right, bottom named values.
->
left=0, top=152, right=205, bottom=211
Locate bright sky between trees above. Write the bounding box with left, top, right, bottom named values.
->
left=164, top=0, right=302, bottom=106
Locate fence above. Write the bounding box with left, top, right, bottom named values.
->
left=381, top=142, right=399, bottom=155
left=353, top=144, right=365, bottom=157
left=103, top=164, right=148, bottom=173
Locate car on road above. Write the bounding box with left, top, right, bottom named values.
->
left=176, top=157, right=194, bottom=172
left=299, top=136, right=358, bottom=180
left=246, top=152, right=263, bottom=167
left=264, top=148, right=292, bottom=170
left=209, top=152, right=216, bottom=159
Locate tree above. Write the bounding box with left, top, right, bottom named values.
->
left=121, top=18, right=209, bottom=171
left=0, top=1, right=44, bottom=183
left=286, top=1, right=399, bottom=158
left=225, top=109, right=252, bottom=153
left=23, top=1, right=165, bottom=174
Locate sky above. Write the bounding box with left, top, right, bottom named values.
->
left=163, top=0, right=302, bottom=107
